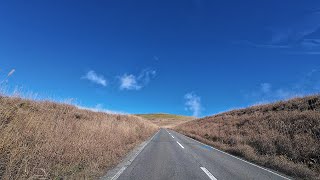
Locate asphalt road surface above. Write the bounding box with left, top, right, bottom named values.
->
left=113, top=129, right=291, bottom=180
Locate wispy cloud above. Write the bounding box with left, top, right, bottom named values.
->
left=138, top=69, right=156, bottom=84
left=269, top=11, right=320, bottom=45
left=8, top=69, right=15, bottom=77
left=184, top=92, right=202, bottom=117
left=153, top=56, right=159, bottom=61
left=119, top=74, right=141, bottom=90
left=76, top=103, right=126, bottom=115
left=235, top=40, right=291, bottom=49
left=240, top=11, right=320, bottom=54
left=119, top=69, right=156, bottom=90
left=82, top=70, right=107, bottom=87
left=300, top=39, right=320, bottom=49
left=260, top=83, right=271, bottom=94
left=246, top=68, right=320, bottom=104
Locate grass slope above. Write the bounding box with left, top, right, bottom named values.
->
left=0, top=96, right=158, bottom=179
left=136, top=113, right=194, bottom=128
left=174, top=95, right=320, bottom=180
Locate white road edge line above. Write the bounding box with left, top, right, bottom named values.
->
left=111, top=167, right=126, bottom=180
left=171, top=135, right=175, bottom=139
left=200, top=167, right=217, bottom=180
left=176, top=131, right=291, bottom=180
left=110, top=129, right=161, bottom=180
left=176, top=141, right=185, bottom=149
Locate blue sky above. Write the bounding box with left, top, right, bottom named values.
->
left=1, top=0, right=320, bottom=117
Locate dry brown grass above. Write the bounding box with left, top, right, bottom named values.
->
left=174, top=95, right=320, bottom=180
left=136, top=113, right=195, bottom=128
left=0, top=96, right=158, bottom=179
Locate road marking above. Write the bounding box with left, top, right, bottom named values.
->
left=166, top=129, right=171, bottom=135
left=111, top=167, right=126, bottom=180
left=200, top=167, right=217, bottom=180
left=110, top=130, right=160, bottom=180
left=177, top=132, right=291, bottom=180
left=176, top=141, right=185, bottom=149
left=166, top=130, right=175, bottom=139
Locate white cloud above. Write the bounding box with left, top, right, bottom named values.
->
left=247, top=84, right=302, bottom=104
left=82, top=70, right=107, bottom=87
left=119, top=74, right=141, bottom=90
left=247, top=69, right=320, bottom=104
left=76, top=104, right=126, bottom=115
left=119, top=69, right=156, bottom=90
left=139, top=69, right=156, bottom=84
left=184, top=92, right=202, bottom=117
left=260, top=83, right=271, bottom=93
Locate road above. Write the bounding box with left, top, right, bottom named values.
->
left=112, top=128, right=291, bottom=180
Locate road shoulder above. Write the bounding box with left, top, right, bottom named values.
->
left=101, top=130, right=160, bottom=180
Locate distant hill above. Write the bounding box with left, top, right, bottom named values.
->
left=136, top=113, right=195, bottom=127
left=174, top=95, right=320, bottom=180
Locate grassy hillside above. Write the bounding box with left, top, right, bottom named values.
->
left=0, top=96, right=158, bottom=179
left=136, top=113, right=194, bottom=127
left=174, top=95, right=320, bottom=180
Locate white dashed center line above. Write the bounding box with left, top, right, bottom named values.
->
left=200, top=167, right=217, bottom=180
left=176, top=141, right=185, bottom=149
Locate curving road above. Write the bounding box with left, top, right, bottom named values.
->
left=109, top=129, right=291, bottom=180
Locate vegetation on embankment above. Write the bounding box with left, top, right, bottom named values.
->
left=136, top=113, right=194, bottom=127
left=0, top=96, right=158, bottom=179
left=175, top=95, right=320, bottom=180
